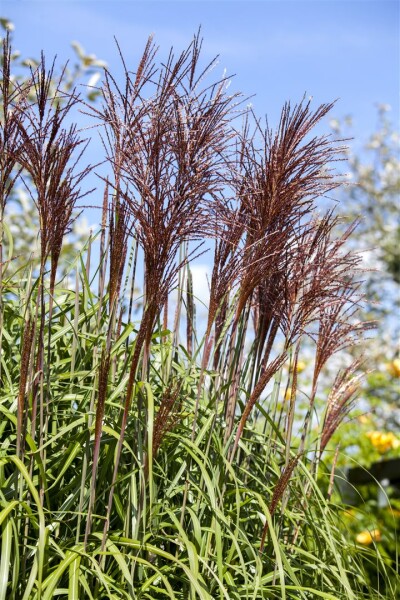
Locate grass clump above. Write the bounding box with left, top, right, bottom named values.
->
left=0, top=31, right=397, bottom=599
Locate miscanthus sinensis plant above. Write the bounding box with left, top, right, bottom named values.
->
left=0, top=32, right=397, bottom=599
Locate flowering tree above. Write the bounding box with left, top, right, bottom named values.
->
left=331, top=106, right=399, bottom=303
left=330, top=106, right=400, bottom=432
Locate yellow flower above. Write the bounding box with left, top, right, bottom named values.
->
left=386, top=358, right=400, bottom=378
left=342, top=508, right=356, bottom=521
left=285, top=387, right=292, bottom=401
left=296, top=360, right=306, bottom=373
left=366, top=431, right=400, bottom=453
left=358, top=414, right=370, bottom=425
left=356, top=529, right=381, bottom=545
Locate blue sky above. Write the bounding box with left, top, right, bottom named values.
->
left=3, top=0, right=399, bottom=128
left=2, top=0, right=399, bottom=310
left=2, top=1, right=398, bottom=205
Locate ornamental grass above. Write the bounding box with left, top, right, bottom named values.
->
left=0, top=32, right=397, bottom=599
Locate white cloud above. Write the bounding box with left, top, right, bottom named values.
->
left=190, top=263, right=211, bottom=308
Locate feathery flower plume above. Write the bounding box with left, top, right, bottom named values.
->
left=152, top=383, right=182, bottom=462
left=260, top=454, right=300, bottom=552
left=320, top=359, right=365, bottom=453
left=0, top=33, right=30, bottom=384
left=226, top=100, right=347, bottom=444
left=108, top=192, right=131, bottom=309
left=16, top=316, right=35, bottom=458
left=15, top=54, right=91, bottom=292
left=0, top=33, right=27, bottom=216
left=234, top=100, right=344, bottom=324
left=11, top=54, right=92, bottom=492
left=91, top=32, right=241, bottom=546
